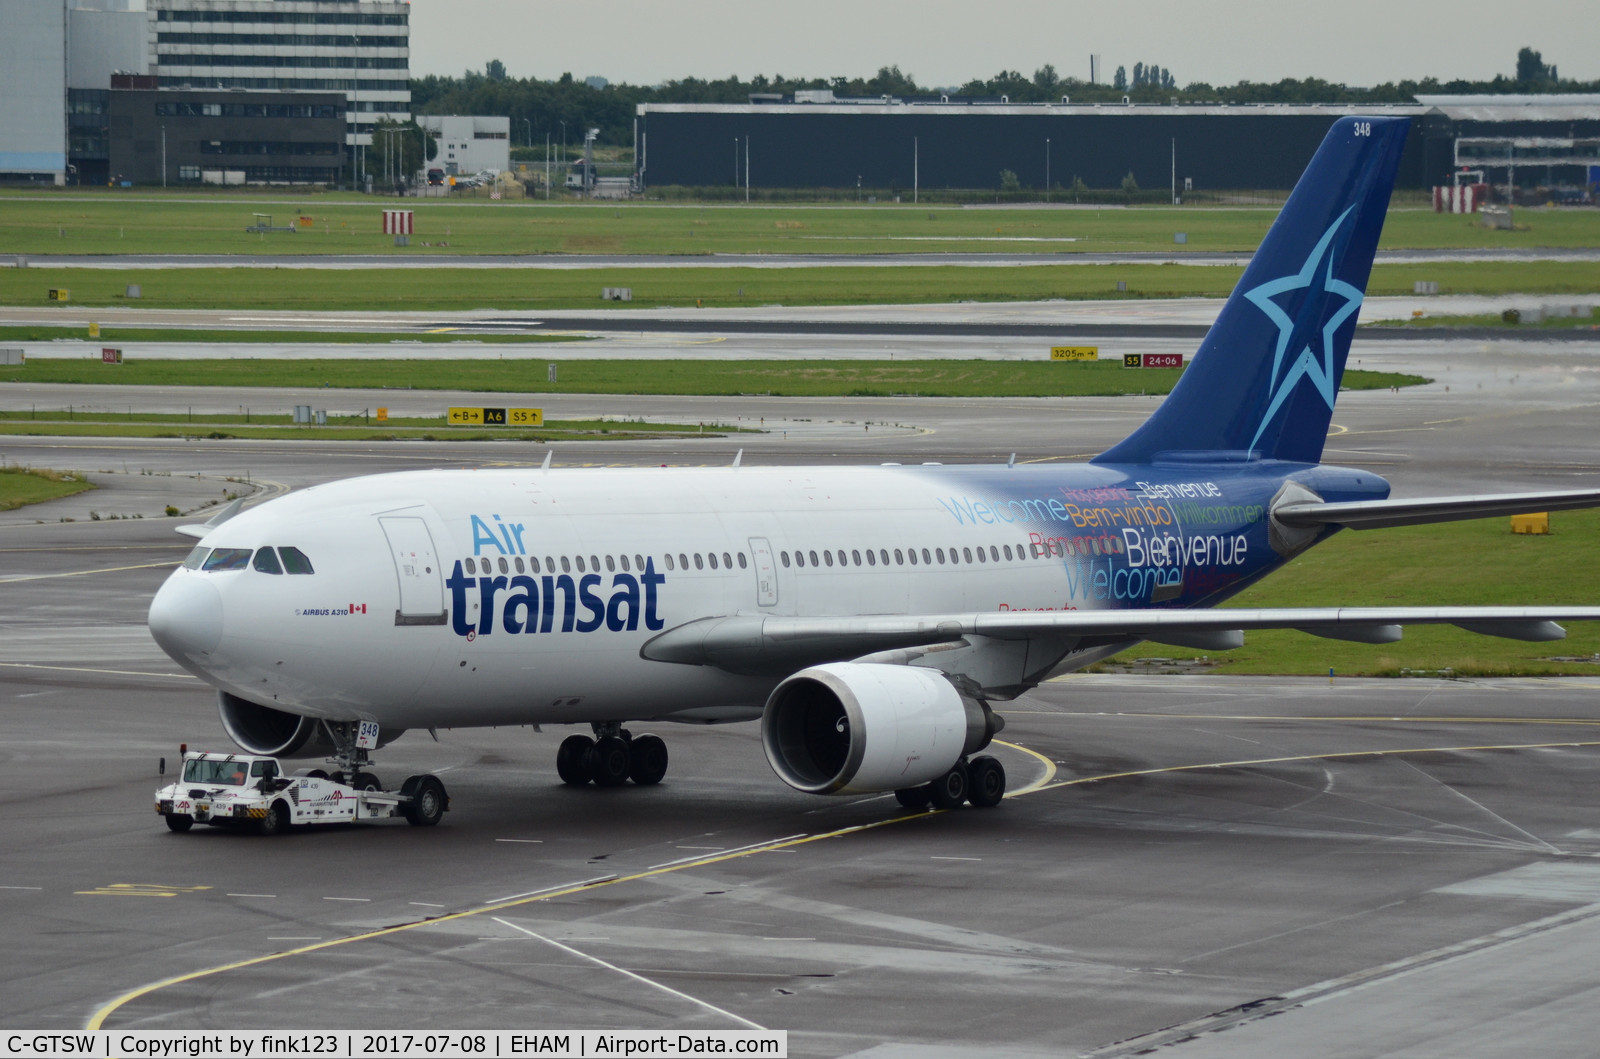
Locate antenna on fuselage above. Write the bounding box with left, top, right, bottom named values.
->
left=540, top=450, right=552, bottom=473
left=1007, top=453, right=1017, bottom=469
left=732, top=449, right=743, bottom=468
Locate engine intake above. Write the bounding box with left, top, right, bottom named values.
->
left=217, top=692, right=406, bottom=758
left=761, top=662, right=1001, bottom=795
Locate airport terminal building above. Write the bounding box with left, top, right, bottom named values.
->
left=635, top=95, right=1600, bottom=196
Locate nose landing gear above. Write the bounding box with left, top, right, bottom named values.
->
left=556, top=723, right=670, bottom=787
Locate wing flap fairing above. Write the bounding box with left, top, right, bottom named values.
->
left=643, top=607, right=1600, bottom=680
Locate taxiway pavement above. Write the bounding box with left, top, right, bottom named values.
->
left=1, top=328, right=1598, bottom=1055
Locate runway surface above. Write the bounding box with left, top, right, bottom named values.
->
left=1, top=324, right=1598, bottom=1054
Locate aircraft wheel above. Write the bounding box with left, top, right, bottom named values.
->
left=351, top=771, right=382, bottom=792
left=966, top=756, right=1006, bottom=808
left=164, top=813, right=194, bottom=833
left=894, top=787, right=932, bottom=810
left=928, top=765, right=968, bottom=810
left=628, top=735, right=668, bottom=785
left=556, top=735, right=596, bottom=785
left=589, top=736, right=632, bottom=787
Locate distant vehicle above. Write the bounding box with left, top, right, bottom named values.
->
left=565, top=160, right=594, bottom=190
left=155, top=749, right=447, bottom=835
left=426, top=168, right=445, bottom=186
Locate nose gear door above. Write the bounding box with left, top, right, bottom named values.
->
left=380, top=516, right=446, bottom=625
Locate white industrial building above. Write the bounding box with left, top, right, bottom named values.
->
left=1, top=1, right=69, bottom=182
left=148, top=0, right=410, bottom=158
left=416, top=115, right=510, bottom=177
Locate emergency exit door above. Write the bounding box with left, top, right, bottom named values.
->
left=748, top=537, right=778, bottom=607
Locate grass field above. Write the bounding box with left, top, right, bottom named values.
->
left=0, top=326, right=585, bottom=345
left=5, top=195, right=1600, bottom=257
left=0, top=410, right=740, bottom=443
left=6, top=260, right=1598, bottom=313
left=1387, top=308, right=1600, bottom=330
left=0, top=358, right=1426, bottom=398
left=1102, top=509, right=1600, bottom=677
left=0, top=464, right=95, bottom=510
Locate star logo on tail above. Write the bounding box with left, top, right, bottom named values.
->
left=1241, top=206, right=1363, bottom=455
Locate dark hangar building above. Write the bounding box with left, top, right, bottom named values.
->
left=635, top=96, right=1600, bottom=193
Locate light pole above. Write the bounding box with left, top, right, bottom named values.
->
left=160, top=125, right=166, bottom=188
left=1045, top=138, right=1050, bottom=202
left=350, top=33, right=360, bottom=190
left=523, top=117, right=531, bottom=150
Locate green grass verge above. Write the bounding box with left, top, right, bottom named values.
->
left=6, top=195, right=1600, bottom=256
left=0, top=465, right=95, bottom=510
left=1380, top=308, right=1600, bottom=330
left=0, top=326, right=586, bottom=345
left=0, top=359, right=1427, bottom=398
left=0, top=411, right=747, bottom=443
left=1100, top=509, right=1600, bottom=677
left=6, top=260, right=1596, bottom=312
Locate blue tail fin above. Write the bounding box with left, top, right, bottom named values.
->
left=1094, top=116, right=1409, bottom=466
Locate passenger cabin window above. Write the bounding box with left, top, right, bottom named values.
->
left=780, top=551, right=791, bottom=567
left=182, top=546, right=210, bottom=570
left=279, top=547, right=315, bottom=575
left=253, top=548, right=283, bottom=575
left=737, top=553, right=747, bottom=569
left=202, top=548, right=252, bottom=572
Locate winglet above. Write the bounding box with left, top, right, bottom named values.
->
left=175, top=497, right=245, bottom=539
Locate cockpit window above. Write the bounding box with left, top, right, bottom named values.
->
left=202, top=548, right=252, bottom=572
left=182, top=546, right=210, bottom=570
left=252, top=548, right=283, bottom=575
left=279, top=547, right=315, bottom=575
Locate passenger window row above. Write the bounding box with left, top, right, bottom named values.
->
left=462, top=551, right=752, bottom=577
left=184, top=545, right=315, bottom=574
left=780, top=542, right=1029, bottom=569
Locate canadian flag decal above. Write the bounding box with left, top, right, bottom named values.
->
left=350, top=603, right=368, bottom=614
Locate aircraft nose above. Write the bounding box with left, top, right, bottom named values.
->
left=148, top=575, right=224, bottom=661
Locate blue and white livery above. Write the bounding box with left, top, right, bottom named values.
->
left=149, top=118, right=1600, bottom=810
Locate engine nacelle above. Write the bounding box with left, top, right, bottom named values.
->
left=761, top=662, right=1001, bottom=795
left=217, top=692, right=405, bottom=758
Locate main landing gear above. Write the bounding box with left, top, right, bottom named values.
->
left=895, top=754, right=1006, bottom=811
left=556, top=722, right=669, bottom=787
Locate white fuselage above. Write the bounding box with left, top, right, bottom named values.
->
left=149, top=462, right=1276, bottom=731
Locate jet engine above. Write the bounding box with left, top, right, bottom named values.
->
left=761, top=662, right=1002, bottom=795
left=217, top=692, right=405, bottom=757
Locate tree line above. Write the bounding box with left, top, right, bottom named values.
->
left=410, top=48, right=1591, bottom=151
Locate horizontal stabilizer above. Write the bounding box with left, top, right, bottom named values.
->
left=1274, top=488, right=1600, bottom=531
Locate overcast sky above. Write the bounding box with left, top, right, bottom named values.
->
left=406, top=0, right=1599, bottom=89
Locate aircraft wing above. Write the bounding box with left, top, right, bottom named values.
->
left=175, top=497, right=247, bottom=539
left=642, top=606, right=1600, bottom=679
left=1274, top=488, right=1600, bottom=531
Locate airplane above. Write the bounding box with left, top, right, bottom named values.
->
left=148, top=116, right=1600, bottom=812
